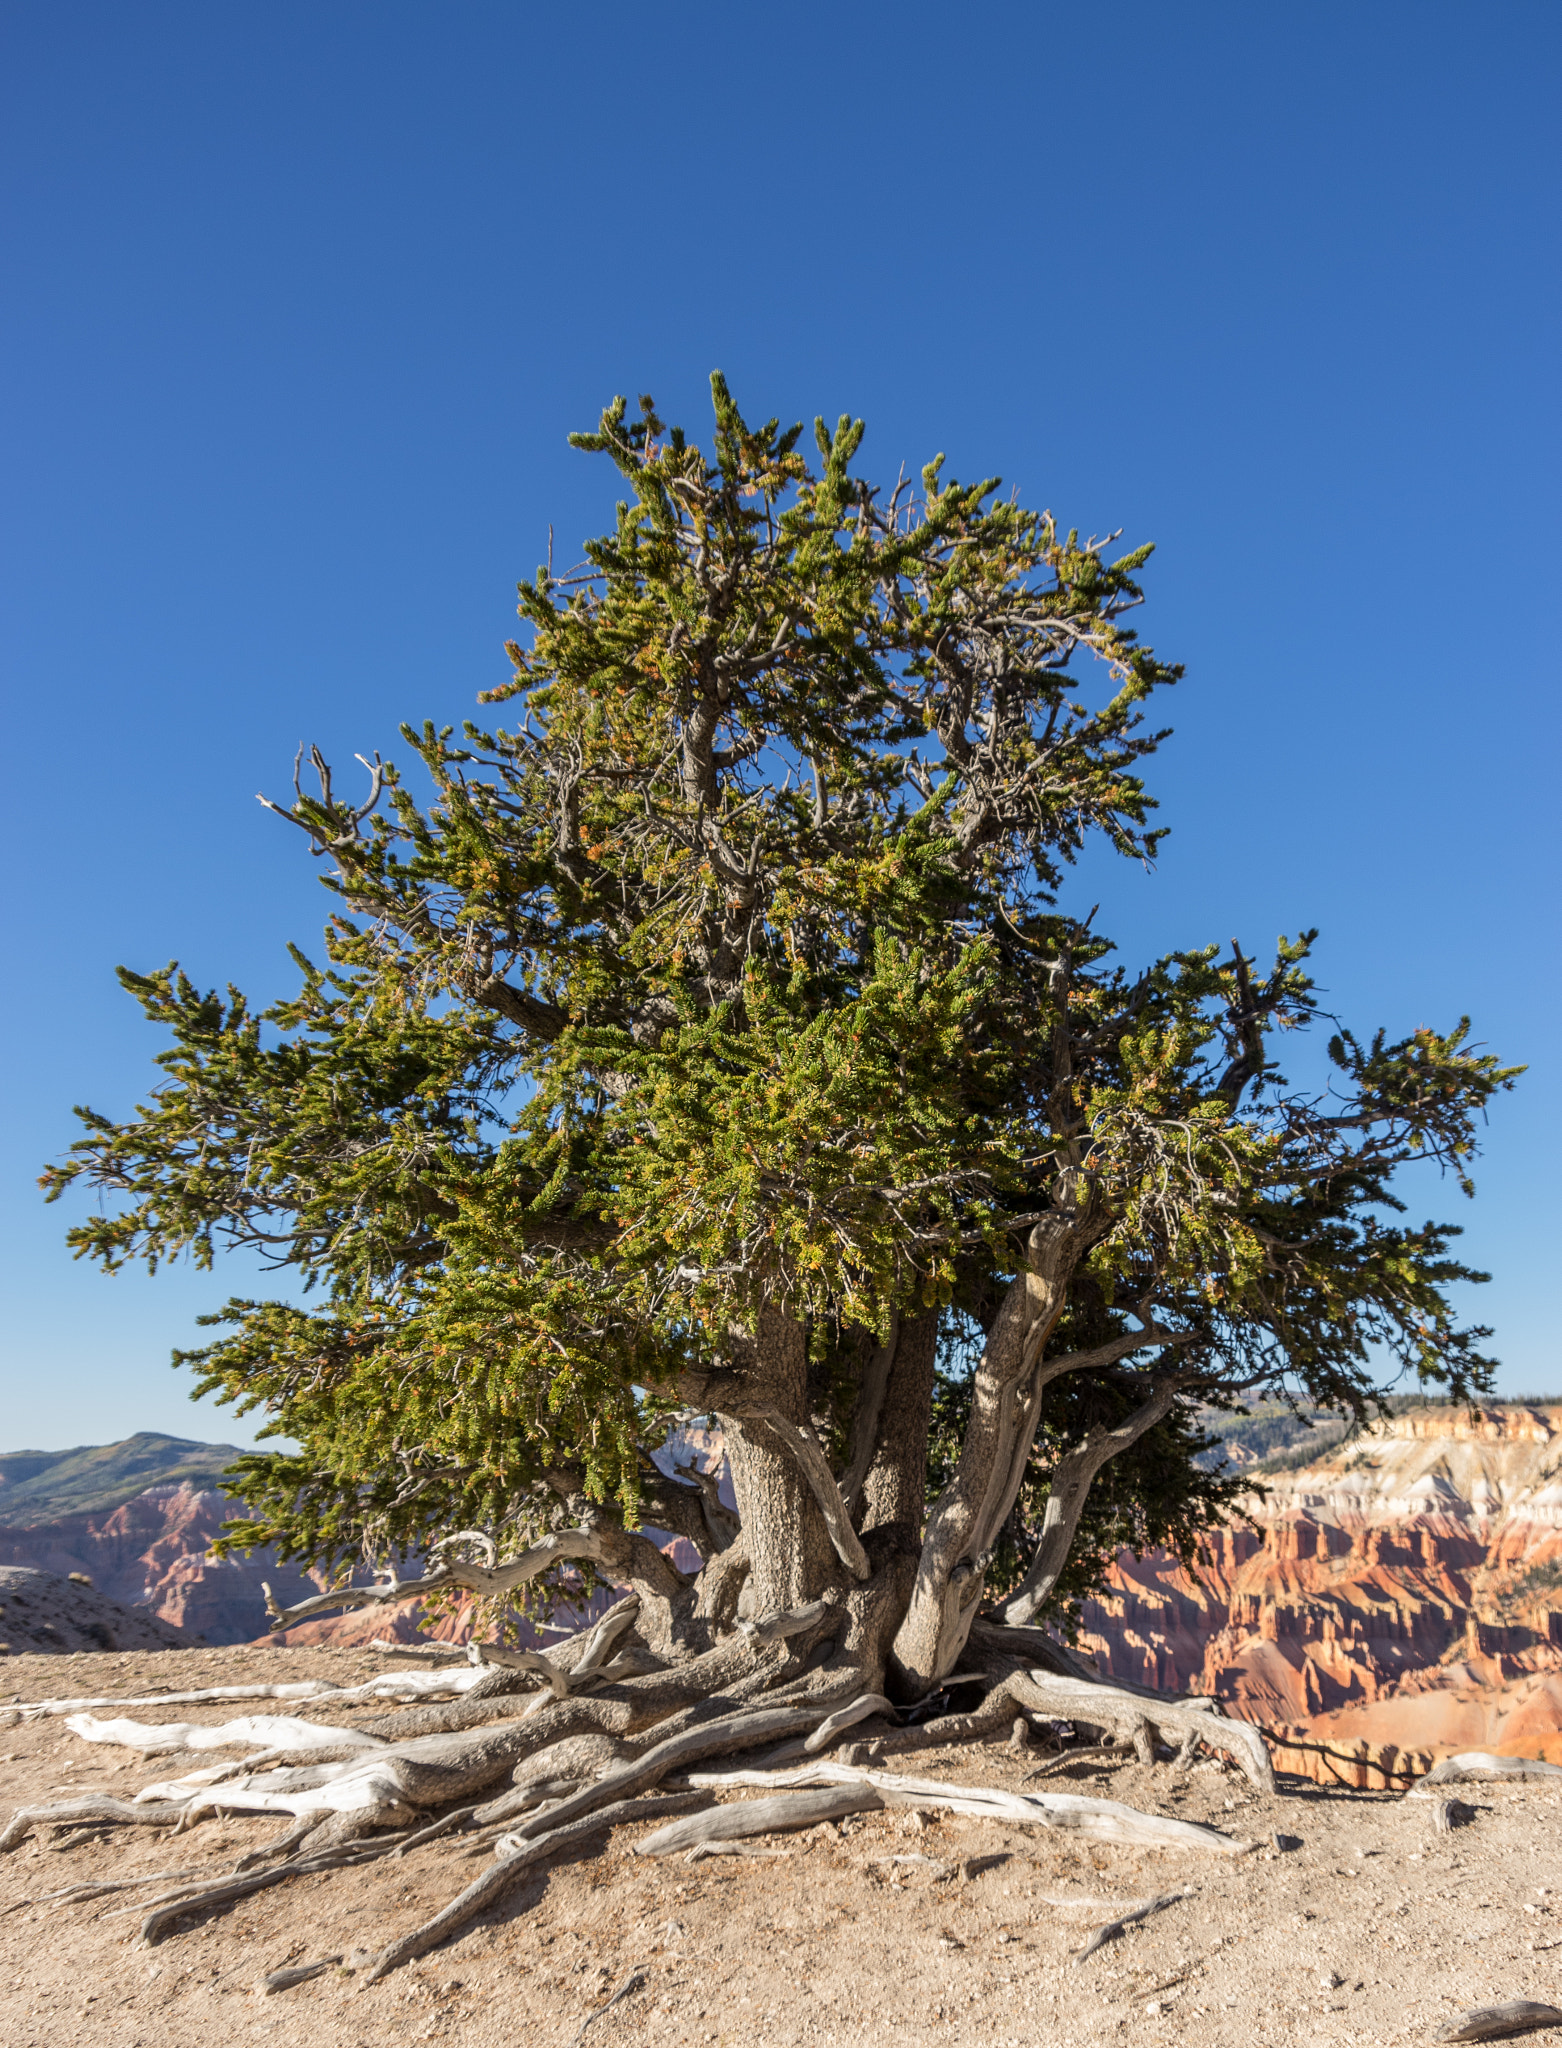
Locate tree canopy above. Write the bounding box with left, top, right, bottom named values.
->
left=47, top=376, right=1517, bottom=1695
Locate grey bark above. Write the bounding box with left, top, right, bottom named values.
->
left=890, top=1207, right=1096, bottom=1694
left=995, top=1379, right=1182, bottom=1628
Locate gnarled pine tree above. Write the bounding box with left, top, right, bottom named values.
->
left=48, top=377, right=1516, bottom=1768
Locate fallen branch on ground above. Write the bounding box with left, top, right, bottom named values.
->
left=1435, top=2002, right=1562, bottom=2043
left=11, top=1671, right=494, bottom=1721
left=680, top=1761, right=1255, bottom=1854
left=1412, top=1754, right=1562, bottom=1791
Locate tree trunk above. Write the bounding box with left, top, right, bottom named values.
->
left=889, top=1210, right=1093, bottom=1695
left=839, top=1310, right=938, bottom=1679
left=995, top=1381, right=1180, bottom=1629
left=717, top=1304, right=841, bottom=1617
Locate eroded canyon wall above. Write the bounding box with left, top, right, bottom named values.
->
left=1076, top=1404, right=1562, bottom=1783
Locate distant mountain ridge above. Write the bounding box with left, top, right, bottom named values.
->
left=0, top=1432, right=247, bottom=1525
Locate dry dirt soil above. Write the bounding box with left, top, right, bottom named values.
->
left=2, top=1646, right=1560, bottom=2048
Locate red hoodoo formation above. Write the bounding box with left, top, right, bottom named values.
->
left=1077, top=1405, right=1562, bottom=1785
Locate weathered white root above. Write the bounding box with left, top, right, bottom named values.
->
left=13, top=1671, right=494, bottom=1722
left=366, top=1792, right=709, bottom=1981
left=1410, top=1753, right=1562, bottom=1791
left=367, top=1638, right=470, bottom=1661
left=634, top=1785, right=883, bottom=1855
left=64, top=1712, right=386, bottom=1758
left=803, top=1693, right=895, bottom=1754
left=1004, top=1673, right=1276, bottom=1794
left=0, top=1797, right=190, bottom=1852
left=681, top=1761, right=1255, bottom=1854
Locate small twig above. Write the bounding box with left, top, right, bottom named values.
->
left=259, top=1955, right=342, bottom=1995
left=571, top=1964, right=649, bottom=2044
left=1073, top=1889, right=1190, bottom=1963
left=682, top=1842, right=792, bottom=1863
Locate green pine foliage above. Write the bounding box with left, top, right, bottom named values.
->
left=43, top=377, right=1521, bottom=1611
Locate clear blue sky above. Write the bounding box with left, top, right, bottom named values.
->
left=2, top=3, right=1557, bottom=1451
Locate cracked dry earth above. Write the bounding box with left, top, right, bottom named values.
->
left=3, top=1649, right=1561, bottom=2048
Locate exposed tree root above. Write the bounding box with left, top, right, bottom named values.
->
left=0, top=1797, right=190, bottom=1852
left=634, top=1785, right=883, bottom=1853
left=13, top=1671, right=495, bottom=1722
left=1, top=1585, right=1278, bottom=1998
left=365, top=1791, right=710, bottom=1981
left=64, top=1711, right=387, bottom=1758
left=1001, top=1671, right=1275, bottom=1793
left=233, top=1811, right=328, bottom=1870
left=680, top=1761, right=1257, bottom=1854
left=139, top=1841, right=387, bottom=1943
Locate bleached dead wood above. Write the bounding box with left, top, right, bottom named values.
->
left=633, top=1785, right=885, bottom=1854
left=682, top=1761, right=1255, bottom=1854
left=15, top=1670, right=493, bottom=1722
left=748, top=1410, right=870, bottom=1581
left=1412, top=1753, right=1562, bottom=1790
left=1435, top=2001, right=1562, bottom=2042
left=803, top=1693, right=895, bottom=1754
left=365, top=1791, right=709, bottom=1981
left=366, top=1638, right=470, bottom=1661
left=1004, top=1672, right=1275, bottom=1794
left=64, top=1712, right=386, bottom=1757
left=0, top=1796, right=191, bottom=1851
left=456, top=1644, right=569, bottom=1697
left=565, top=1598, right=642, bottom=1677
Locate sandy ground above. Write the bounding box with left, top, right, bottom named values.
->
left=2, top=1646, right=1560, bottom=2048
